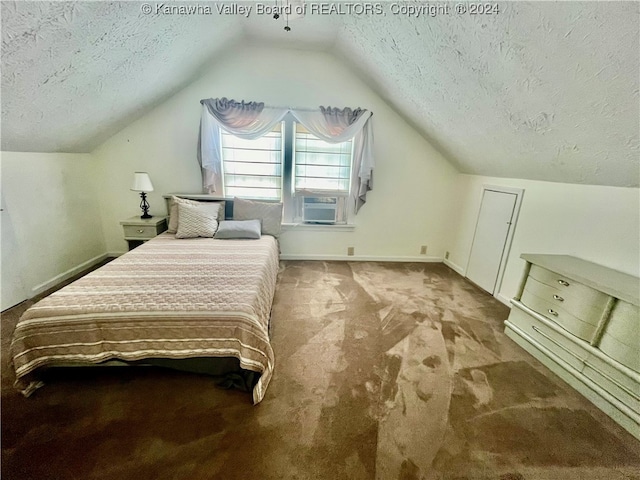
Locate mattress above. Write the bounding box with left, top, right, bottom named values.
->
left=11, top=233, right=279, bottom=404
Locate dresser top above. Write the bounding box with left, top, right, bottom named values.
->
left=521, top=254, right=639, bottom=306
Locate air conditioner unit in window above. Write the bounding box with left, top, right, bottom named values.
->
left=302, top=197, right=337, bottom=224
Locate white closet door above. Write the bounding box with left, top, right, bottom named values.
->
left=466, top=190, right=517, bottom=294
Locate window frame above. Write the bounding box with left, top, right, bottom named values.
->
left=219, top=114, right=355, bottom=226
left=219, top=122, right=285, bottom=201
left=291, top=122, right=354, bottom=198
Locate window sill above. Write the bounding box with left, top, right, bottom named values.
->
left=281, top=222, right=355, bottom=232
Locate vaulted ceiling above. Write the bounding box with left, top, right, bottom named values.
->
left=2, top=1, right=638, bottom=187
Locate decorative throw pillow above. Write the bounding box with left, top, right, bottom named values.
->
left=175, top=202, right=220, bottom=238
left=216, top=201, right=227, bottom=221
left=214, top=220, right=262, bottom=239
left=168, top=196, right=198, bottom=233
left=233, top=197, right=283, bottom=237
left=168, top=197, right=225, bottom=233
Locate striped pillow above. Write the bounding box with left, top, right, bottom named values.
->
left=168, top=196, right=225, bottom=233
left=175, top=202, right=220, bottom=238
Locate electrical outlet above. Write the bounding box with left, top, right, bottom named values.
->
left=445, top=251, right=450, bottom=260
left=347, top=247, right=355, bottom=256
left=420, top=245, right=427, bottom=255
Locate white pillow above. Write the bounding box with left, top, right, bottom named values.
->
left=175, top=202, right=220, bottom=238
left=233, top=197, right=283, bottom=237
left=214, top=220, right=262, bottom=239
left=168, top=197, right=225, bottom=233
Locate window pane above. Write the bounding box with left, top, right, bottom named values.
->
left=225, top=186, right=281, bottom=199
left=225, top=162, right=282, bottom=176
left=221, top=126, right=283, bottom=200
left=293, top=123, right=353, bottom=195
left=292, top=151, right=350, bottom=167
left=295, top=136, right=352, bottom=156
left=224, top=134, right=281, bottom=151
left=295, top=177, right=350, bottom=192
left=224, top=174, right=281, bottom=189
left=295, top=165, right=350, bottom=179
left=222, top=148, right=282, bottom=164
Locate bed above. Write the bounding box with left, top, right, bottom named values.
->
left=11, top=198, right=281, bottom=404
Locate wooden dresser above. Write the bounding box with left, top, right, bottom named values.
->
left=505, top=254, right=639, bottom=439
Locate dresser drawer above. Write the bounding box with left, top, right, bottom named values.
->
left=598, top=300, right=639, bottom=373
left=583, top=355, right=640, bottom=413
left=601, top=301, right=640, bottom=346
left=524, top=276, right=609, bottom=325
left=520, top=290, right=598, bottom=342
left=529, top=265, right=610, bottom=306
left=599, top=334, right=640, bottom=373
left=123, top=225, right=160, bottom=239
left=507, top=305, right=588, bottom=372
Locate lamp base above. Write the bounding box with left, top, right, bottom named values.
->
left=139, top=192, right=152, bottom=219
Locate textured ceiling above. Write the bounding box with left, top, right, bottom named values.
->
left=2, top=1, right=639, bottom=187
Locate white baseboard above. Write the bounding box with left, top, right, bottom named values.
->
left=442, top=259, right=510, bottom=307
left=31, top=253, right=110, bottom=296
left=495, top=293, right=512, bottom=308
left=443, top=258, right=464, bottom=275
left=279, top=254, right=442, bottom=263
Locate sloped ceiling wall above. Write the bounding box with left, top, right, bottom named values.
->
left=2, top=1, right=638, bottom=187
left=1, top=1, right=241, bottom=152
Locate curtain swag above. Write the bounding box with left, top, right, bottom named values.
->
left=197, top=97, right=374, bottom=213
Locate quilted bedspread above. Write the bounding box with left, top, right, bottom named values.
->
left=11, top=233, right=279, bottom=404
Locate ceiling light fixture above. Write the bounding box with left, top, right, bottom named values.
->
left=272, top=0, right=294, bottom=32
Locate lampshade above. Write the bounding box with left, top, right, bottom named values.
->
left=131, top=172, right=154, bottom=192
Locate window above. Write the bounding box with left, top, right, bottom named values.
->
left=220, top=116, right=354, bottom=224
left=293, top=123, right=353, bottom=196
left=220, top=124, right=283, bottom=200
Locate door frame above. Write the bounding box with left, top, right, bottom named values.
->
left=466, top=184, right=525, bottom=299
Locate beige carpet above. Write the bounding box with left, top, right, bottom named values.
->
left=2, top=260, right=639, bottom=479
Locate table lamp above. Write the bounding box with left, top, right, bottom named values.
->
left=131, top=172, right=154, bottom=219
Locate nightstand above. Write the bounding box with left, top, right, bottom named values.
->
left=120, top=216, right=168, bottom=250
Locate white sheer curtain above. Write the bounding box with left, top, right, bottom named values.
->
left=198, top=98, right=288, bottom=193
left=198, top=97, right=374, bottom=212
left=291, top=107, right=373, bottom=213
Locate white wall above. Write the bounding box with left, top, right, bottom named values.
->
left=10, top=43, right=634, bottom=313
left=447, top=174, right=640, bottom=304
left=0, top=152, right=106, bottom=310
left=93, top=43, right=459, bottom=259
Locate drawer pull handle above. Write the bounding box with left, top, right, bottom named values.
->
left=557, top=279, right=570, bottom=287
left=553, top=295, right=564, bottom=302
left=548, top=309, right=558, bottom=316
left=137, top=229, right=144, bottom=233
